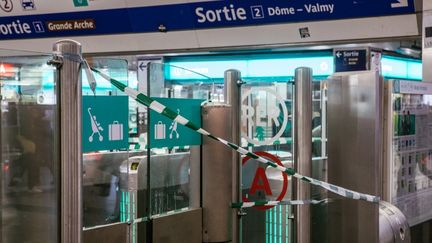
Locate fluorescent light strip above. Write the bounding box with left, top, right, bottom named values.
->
left=167, top=56, right=334, bottom=80
left=381, top=56, right=422, bottom=80
left=166, top=55, right=422, bottom=81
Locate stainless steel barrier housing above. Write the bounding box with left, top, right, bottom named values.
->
left=379, top=201, right=411, bottom=243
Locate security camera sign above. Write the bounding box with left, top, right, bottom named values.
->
left=242, top=87, right=288, bottom=146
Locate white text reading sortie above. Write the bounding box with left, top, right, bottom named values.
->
left=0, top=20, right=31, bottom=35
left=196, top=5, right=247, bottom=23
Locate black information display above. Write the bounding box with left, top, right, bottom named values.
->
left=334, top=49, right=368, bottom=72
left=426, top=27, right=432, bottom=38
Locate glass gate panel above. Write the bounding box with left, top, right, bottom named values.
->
left=0, top=50, right=58, bottom=243
left=83, top=61, right=212, bottom=242
left=241, top=78, right=327, bottom=243
left=80, top=58, right=148, bottom=243
left=310, top=80, right=328, bottom=243
left=241, top=81, right=294, bottom=243
left=147, top=63, right=212, bottom=216
left=144, top=63, right=211, bottom=242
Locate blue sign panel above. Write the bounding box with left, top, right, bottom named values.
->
left=149, top=98, right=203, bottom=149
left=335, top=49, right=368, bottom=72
left=0, top=0, right=415, bottom=40
left=82, top=96, right=129, bottom=152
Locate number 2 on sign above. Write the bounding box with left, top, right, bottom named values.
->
left=1, top=0, right=13, bottom=12
left=254, top=8, right=261, bottom=17
left=251, top=6, right=264, bottom=19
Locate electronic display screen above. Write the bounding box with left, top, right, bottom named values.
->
left=426, top=27, right=432, bottom=38
left=131, top=162, right=139, bottom=171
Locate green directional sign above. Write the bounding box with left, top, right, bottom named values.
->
left=149, top=98, right=203, bottom=149
left=73, top=0, right=88, bottom=7
left=82, top=96, right=129, bottom=152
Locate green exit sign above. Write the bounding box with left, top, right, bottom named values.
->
left=73, top=0, right=88, bottom=7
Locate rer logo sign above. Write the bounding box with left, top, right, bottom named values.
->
left=242, top=151, right=288, bottom=210
left=149, top=98, right=203, bottom=149
left=82, top=96, right=129, bottom=152
left=242, top=87, right=288, bottom=146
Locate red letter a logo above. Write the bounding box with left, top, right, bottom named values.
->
left=249, top=167, right=272, bottom=196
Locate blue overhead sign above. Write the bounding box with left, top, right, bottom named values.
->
left=0, top=0, right=415, bottom=40
left=334, top=49, right=368, bottom=72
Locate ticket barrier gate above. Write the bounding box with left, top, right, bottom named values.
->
left=82, top=151, right=143, bottom=227
left=46, top=40, right=412, bottom=243
left=118, top=156, right=147, bottom=243
left=83, top=69, right=242, bottom=243
left=325, top=71, right=411, bottom=243
left=78, top=69, right=412, bottom=243
left=82, top=151, right=142, bottom=243
left=379, top=201, right=411, bottom=243
left=229, top=69, right=412, bottom=243
left=83, top=151, right=200, bottom=243
left=118, top=152, right=195, bottom=243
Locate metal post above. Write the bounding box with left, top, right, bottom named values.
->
left=224, top=70, right=243, bottom=243
left=293, top=67, right=312, bottom=243
left=53, top=40, right=83, bottom=243
left=320, top=83, right=327, bottom=159
left=0, top=86, right=2, bottom=243
left=202, top=104, right=233, bottom=243
left=201, top=69, right=243, bottom=243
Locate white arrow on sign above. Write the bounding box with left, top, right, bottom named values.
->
left=336, top=52, right=342, bottom=58
left=391, top=0, right=408, bottom=8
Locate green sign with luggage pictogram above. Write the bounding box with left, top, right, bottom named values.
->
left=82, top=96, right=129, bottom=152
left=149, top=98, right=203, bottom=149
